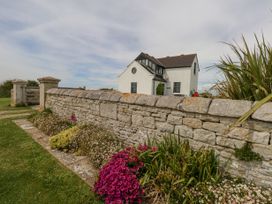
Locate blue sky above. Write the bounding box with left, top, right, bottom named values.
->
left=0, top=0, right=272, bottom=90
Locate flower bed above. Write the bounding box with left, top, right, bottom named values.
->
left=28, top=110, right=73, bottom=136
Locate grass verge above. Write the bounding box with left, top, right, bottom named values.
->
left=0, top=119, right=101, bottom=204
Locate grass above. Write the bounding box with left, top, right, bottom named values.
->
left=0, top=98, right=31, bottom=111
left=0, top=119, right=101, bottom=204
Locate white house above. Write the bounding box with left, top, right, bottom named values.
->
left=118, top=52, right=199, bottom=96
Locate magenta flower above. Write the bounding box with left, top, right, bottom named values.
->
left=95, top=145, right=157, bottom=203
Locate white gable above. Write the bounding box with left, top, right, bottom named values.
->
left=118, top=60, right=154, bottom=94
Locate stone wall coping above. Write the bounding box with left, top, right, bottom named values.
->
left=38, top=76, right=61, bottom=83
left=12, top=79, right=27, bottom=84
left=46, top=88, right=272, bottom=123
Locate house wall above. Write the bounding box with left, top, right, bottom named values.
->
left=165, top=67, right=192, bottom=96
left=118, top=61, right=153, bottom=95
left=45, top=88, right=272, bottom=188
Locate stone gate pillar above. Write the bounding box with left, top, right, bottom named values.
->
left=38, top=76, right=60, bottom=110
left=11, top=79, right=27, bottom=107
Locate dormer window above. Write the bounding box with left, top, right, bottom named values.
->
left=156, top=67, right=163, bottom=75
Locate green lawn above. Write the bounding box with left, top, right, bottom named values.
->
left=0, top=119, right=101, bottom=204
left=0, top=98, right=31, bottom=111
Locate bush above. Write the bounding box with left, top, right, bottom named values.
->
left=234, top=142, right=263, bottom=161
left=95, top=137, right=221, bottom=203
left=139, top=136, right=220, bottom=203
left=29, top=111, right=73, bottom=136
left=73, top=124, right=124, bottom=168
left=95, top=145, right=151, bottom=204
left=50, top=126, right=80, bottom=151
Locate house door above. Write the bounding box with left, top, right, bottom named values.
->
left=156, top=83, right=165, bottom=95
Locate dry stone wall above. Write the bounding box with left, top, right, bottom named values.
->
left=45, top=88, right=272, bottom=187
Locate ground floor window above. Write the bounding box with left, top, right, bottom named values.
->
left=131, top=82, right=137, bottom=93
left=173, top=82, right=181, bottom=93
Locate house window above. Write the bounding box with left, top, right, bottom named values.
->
left=145, top=59, right=148, bottom=66
left=131, top=82, right=137, bottom=93
left=173, top=82, right=181, bottom=93
left=131, top=67, right=137, bottom=74
left=194, top=63, right=197, bottom=75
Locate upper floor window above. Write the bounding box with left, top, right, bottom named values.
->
left=131, top=67, right=137, bottom=74
left=194, top=62, right=197, bottom=75
left=156, top=67, right=163, bottom=75
left=131, top=82, right=137, bottom=93
left=173, top=82, right=181, bottom=93
left=151, top=63, right=155, bottom=70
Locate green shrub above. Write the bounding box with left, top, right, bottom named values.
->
left=234, top=142, right=263, bottom=161
left=50, top=126, right=80, bottom=151
left=139, top=136, right=221, bottom=203
left=29, top=111, right=73, bottom=136
left=73, top=124, right=124, bottom=168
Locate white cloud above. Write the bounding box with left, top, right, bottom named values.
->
left=0, top=0, right=272, bottom=90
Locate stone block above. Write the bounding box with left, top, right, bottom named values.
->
left=170, top=110, right=187, bottom=117
left=242, top=120, right=272, bottom=132
left=88, top=103, right=100, bottom=115
left=253, top=144, right=272, bottom=160
left=156, top=122, right=174, bottom=133
left=156, top=96, right=183, bottom=109
left=208, top=99, right=252, bottom=117
left=193, top=129, right=216, bottom=145
left=183, top=118, right=202, bottom=129
left=252, top=102, right=272, bottom=122
left=120, top=94, right=139, bottom=104
left=78, top=91, right=89, bottom=98
left=86, top=90, right=103, bottom=100
left=174, top=125, right=193, bottom=138
left=195, top=114, right=220, bottom=122
left=203, top=122, right=228, bottom=134
left=135, top=95, right=159, bottom=107
left=143, top=116, right=155, bottom=129
left=118, top=114, right=131, bottom=123
left=100, top=103, right=117, bottom=119
left=132, top=114, right=143, bottom=126
left=216, top=136, right=244, bottom=149
left=110, top=92, right=122, bottom=102
left=178, top=97, right=211, bottom=114
left=251, top=131, right=270, bottom=145
left=167, top=114, right=183, bottom=125
left=99, top=92, right=113, bottom=101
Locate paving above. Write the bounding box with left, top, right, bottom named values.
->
left=13, top=119, right=97, bottom=187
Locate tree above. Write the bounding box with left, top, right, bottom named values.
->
left=27, top=80, right=39, bottom=87
left=0, top=80, right=13, bottom=98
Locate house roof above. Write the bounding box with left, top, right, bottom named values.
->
left=135, top=52, right=165, bottom=67
left=157, top=54, right=197, bottom=68
left=136, top=52, right=197, bottom=69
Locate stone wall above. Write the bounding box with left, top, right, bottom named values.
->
left=45, top=88, right=272, bottom=187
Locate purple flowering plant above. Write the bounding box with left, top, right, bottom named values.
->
left=95, top=144, right=157, bottom=204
